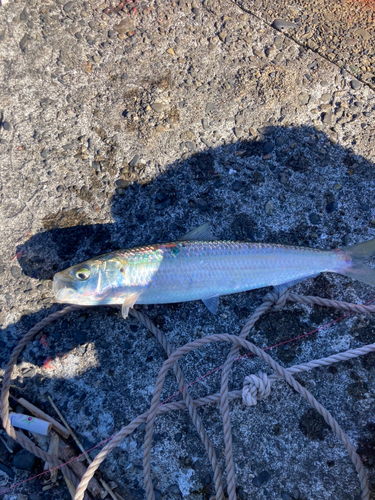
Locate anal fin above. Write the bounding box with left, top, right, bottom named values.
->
left=202, top=296, right=220, bottom=314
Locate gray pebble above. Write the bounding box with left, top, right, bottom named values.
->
left=202, top=118, right=209, bottom=130
left=41, top=148, right=49, bottom=159
left=185, top=141, right=195, bottom=151
left=151, top=102, right=165, bottom=113
left=322, top=112, right=334, bottom=125
left=19, top=34, right=30, bottom=51
left=298, top=92, right=310, bottom=105
left=265, top=201, right=274, bottom=215
left=234, top=127, right=243, bottom=138
left=62, top=143, right=74, bottom=151
left=258, top=126, right=277, bottom=135
left=2, top=121, right=11, bottom=131
left=351, top=80, right=361, bottom=90
left=272, top=19, right=298, bottom=30
left=11, top=266, right=22, bottom=279
left=129, top=155, right=140, bottom=167
left=320, top=93, right=332, bottom=103
left=205, top=102, right=215, bottom=113
left=63, top=1, right=75, bottom=12
left=20, top=8, right=28, bottom=21
left=116, top=179, right=131, bottom=189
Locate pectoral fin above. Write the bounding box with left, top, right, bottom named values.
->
left=121, top=293, right=141, bottom=319
left=202, top=295, right=220, bottom=314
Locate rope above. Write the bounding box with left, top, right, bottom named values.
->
left=1, top=291, right=374, bottom=500
left=0, top=305, right=90, bottom=499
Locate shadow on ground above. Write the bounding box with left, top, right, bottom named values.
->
left=1, top=125, right=375, bottom=500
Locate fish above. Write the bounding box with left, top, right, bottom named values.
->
left=53, top=224, right=375, bottom=318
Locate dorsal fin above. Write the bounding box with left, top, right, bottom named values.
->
left=179, top=223, right=217, bottom=241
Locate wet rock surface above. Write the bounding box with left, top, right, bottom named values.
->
left=0, top=0, right=375, bottom=499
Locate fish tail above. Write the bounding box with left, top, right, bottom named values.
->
left=338, top=237, right=375, bottom=287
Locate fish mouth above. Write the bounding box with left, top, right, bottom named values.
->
left=53, top=273, right=81, bottom=303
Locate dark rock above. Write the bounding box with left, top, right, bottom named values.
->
left=236, top=486, right=246, bottom=499
left=2, top=121, right=11, bottom=131
left=263, top=141, right=274, bottom=153
left=347, top=382, right=369, bottom=400
left=73, top=330, right=87, bottom=344
left=258, top=126, right=277, bottom=135
left=13, top=449, right=36, bottom=470
left=299, top=409, right=330, bottom=440
left=309, top=213, right=321, bottom=224
left=326, top=201, right=337, bottom=213
left=252, top=171, right=265, bottom=184
left=231, top=180, right=242, bottom=191
left=0, top=463, right=14, bottom=480
left=252, top=470, right=270, bottom=487
left=174, top=432, right=182, bottom=442
left=281, top=492, right=292, bottom=500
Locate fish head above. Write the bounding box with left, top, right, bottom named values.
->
left=53, top=255, right=123, bottom=305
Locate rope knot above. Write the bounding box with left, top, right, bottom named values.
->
left=265, top=289, right=289, bottom=311
left=242, top=372, right=271, bottom=406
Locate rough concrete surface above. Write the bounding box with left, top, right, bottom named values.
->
left=0, top=0, right=375, bottom=499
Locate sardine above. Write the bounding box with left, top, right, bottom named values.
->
left=53, top=224, right=375, bottom=318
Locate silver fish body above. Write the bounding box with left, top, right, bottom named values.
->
left=53, top=236, right=352, bottom=315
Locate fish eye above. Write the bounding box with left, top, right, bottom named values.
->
left=75, top=267, right=91, bottom=281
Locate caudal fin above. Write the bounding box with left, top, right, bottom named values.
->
left=338, top=238, right=375, bottom=287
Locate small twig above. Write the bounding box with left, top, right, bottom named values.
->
left=48, top=395, right=117, bottom=500
left=46, top=431, right=60, bottom=483
left=59, top=441, right=105, bottom=498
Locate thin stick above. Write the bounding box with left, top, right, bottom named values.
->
left=48, top=396, right=118, bottom=500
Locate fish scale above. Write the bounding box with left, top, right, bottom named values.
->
left=120, top=241, right=347, bottom=305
